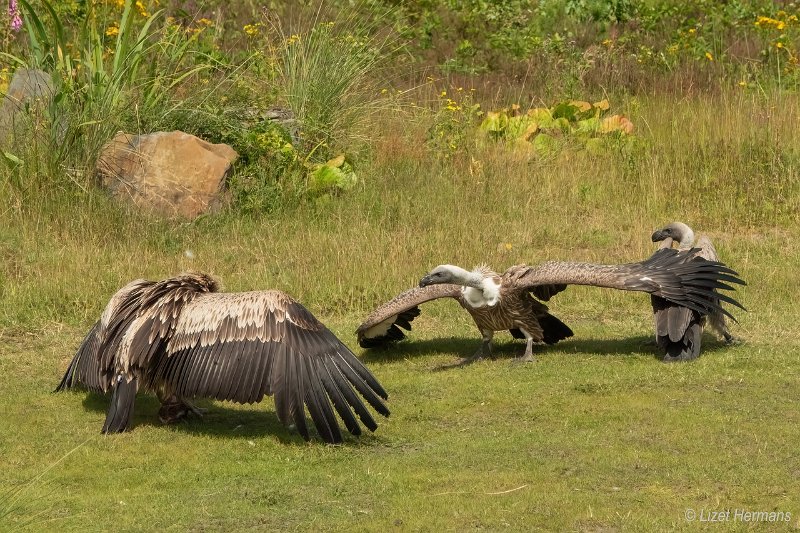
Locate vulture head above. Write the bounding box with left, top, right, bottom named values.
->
left=419, top=265, right=462, bottom=287
left=178, top=272, right=220, bottom=293
left=651, top=222, right=695, bottom=249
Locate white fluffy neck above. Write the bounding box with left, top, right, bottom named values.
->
left=456, top=266, right=501, bottom=308
left=443, top=265, right=485, bottom=289
left=673, top=222, right=695, bottom=250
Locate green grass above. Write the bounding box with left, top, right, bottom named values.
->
left=2, top=87, right=800, bottom=530
left=2, top=325, right=799, bottom=530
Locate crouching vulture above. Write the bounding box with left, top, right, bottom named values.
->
left=56, top=273, right=389, bottom=443
left=357, top=248, right=745, bottom=364
left=650, top=221, right=744, bottom=361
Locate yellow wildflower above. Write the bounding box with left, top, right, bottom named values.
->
left=105, top=23, right=120, bottom=37
left=135, top=1, right=148, bottom=17
left=705, top=52, right=714, bottom=61
left=286, top=34, right=301, bottom=45
left=688, top=28, right=696, bottom=35
left=197, top=18, right=213, bottom=27
left=775, top=41, right=785, bottom=49
left=755, top=16, right=782, bottom=28
left=440, top=90, right=447, bottom=97
left=243, top=24, right=261, bottom=37
left=738, top=80, right=747, bottom=87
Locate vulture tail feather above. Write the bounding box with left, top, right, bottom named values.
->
left=538, top=313, right=575, bottom=345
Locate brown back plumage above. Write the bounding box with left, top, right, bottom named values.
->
left=57, top=273, right=389, bottom=443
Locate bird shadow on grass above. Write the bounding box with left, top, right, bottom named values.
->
left=358, top=336, right=480, bottom=364
left=77, top=392, right=336, bottom=446
left=554, top=333, right=736, bottom=361
left=359, top=335, right=658, bottom=363
left=359, top=333, right=736, bottom=367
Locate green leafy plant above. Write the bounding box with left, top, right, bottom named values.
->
left=427, top=87, right=482, bottom=157
left=480, top=99, right=634, bottom=156
left=307, top=153, right=357, bottom=196
left=0, top=0, right=216, bottom=195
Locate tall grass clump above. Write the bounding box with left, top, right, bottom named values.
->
left=272, top=11, right=400, bottom=161
left=211, top=8, right=404, bottom=212
left=0, top=0, right=217, bottom=207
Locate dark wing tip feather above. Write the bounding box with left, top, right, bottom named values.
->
left=56, top=321, right=104, bottom=393
left=357, top=285, right=462, bottom=346
left=358, top=323, right=407, bottom=348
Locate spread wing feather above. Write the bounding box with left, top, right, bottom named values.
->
left=510, top=248, right=745, bottom=319
left=55, top=279, right=156, bottom=393
left=151, top=290, right=389, bottom=443
left=356, top=284, right=463, bottom=347
left=54, top=321, right=104, bottom=393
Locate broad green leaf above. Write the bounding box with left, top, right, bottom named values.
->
left=584, top=137, right=607, bottom=155
left=575, top=117, right=601, bottom=134
left=1, top=151, right=24, bottom=167
left=479, top=111, right=509, bottom=134
left=551, top=102, right=580, bottom=122
left=506, top=115, right=537, bottom=139
left=532, top=133, right=559, bottom=156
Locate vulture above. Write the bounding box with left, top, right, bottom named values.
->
left=650, top=221, right=743, bottom=361
left=56, top=273, right=390, bottom=443
left=357, top=248, right=745, bottom=364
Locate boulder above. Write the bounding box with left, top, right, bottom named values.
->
left=96, top=131, right=238, bottom=219
left=0, top=68, right=54, bottom=148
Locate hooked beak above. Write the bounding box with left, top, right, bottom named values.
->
left=651, top=229, right=668, bottom=242
left=419, top=275, right=433, bottom=288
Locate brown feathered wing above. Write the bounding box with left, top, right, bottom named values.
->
left=356, top=284, right=463, bottom=348
left=149, top=290, right=389, bottom=443
left=509, top=248, right=745, bottom=319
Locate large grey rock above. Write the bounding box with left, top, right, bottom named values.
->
left=0, top=68, right=54, bottom=148
left=96, top=131, right=238, bottom=219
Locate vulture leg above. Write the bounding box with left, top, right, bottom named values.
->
left=157, top=393, right=206, bottom=424
left=709, top=312, right=739, bottom=345
left=457, top=330, right=494, bottom=366
left=514, top=328, right=537, bottom=363
left=520, top=339, right=536, bottom=363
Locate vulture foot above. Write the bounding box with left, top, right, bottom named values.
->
left=158, top=400, right=207, bottom=424
left=455, top=344, right=494, bottom=367
left=513, top=353, right=538, bottom=364
left=722, top=334, right=742, bottom=346
left=661, top=352, right=699, bottom=363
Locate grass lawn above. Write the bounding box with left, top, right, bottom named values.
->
left=2, top=44, right=800, bottom=532
left=2, top=316, right=799, bottom=530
